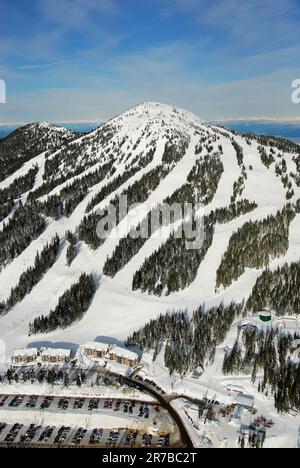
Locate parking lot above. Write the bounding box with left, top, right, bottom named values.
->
left=0, top=393, right=178, bottom=447
left=0, top=421, right=173, bottom=447
left=0, top=393, right=159, bottom=421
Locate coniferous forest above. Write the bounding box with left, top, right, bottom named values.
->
left=127, top=298, right=300, bottom=413
left=103, top=149, right=227, bottom=278
left=132, top=216, right=215, bottom=295
left=3, top=235, right=60, bottom=312
left=0, top=123, right=78, bottom=182
left=79, top=141, right=189, bottom=250
left=66, top=231, right=78, bottom=266
left=86, top=147, right=155, bottom=213
left=34, top=160, right=114, bottom=219
left=223, top=326, right=300, bottom=413
left=216, top=205, right=295, bottom=289
left=0, top=203, right=46, bottom=269
left=0, top=165, right=38, bottom=222
left=131, top=199, right=257, bottom=295
left=126, top=302, right=243, bottom=376
left=247, top=261, right=300, bottom=314
left=29, top=273, right=96, bottom=334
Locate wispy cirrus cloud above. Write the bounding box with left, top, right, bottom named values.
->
left=164, top=0, right=300, bottom=50
left=39, top=0, right=118, bottom=28
left=1, top=0, right=119, bottom=63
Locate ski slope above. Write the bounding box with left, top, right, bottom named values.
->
left=0, top=101, right=299, bottom=358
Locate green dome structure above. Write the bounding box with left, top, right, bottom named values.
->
left=258, top=311, right=272, bottom=323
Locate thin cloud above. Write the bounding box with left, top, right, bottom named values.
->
left=2, top=0, right=300, bottom=122
left=166, top=0, right=300, bottom=49
left=39, top=0, right=118, bottom=29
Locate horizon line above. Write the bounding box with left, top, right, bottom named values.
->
left=1, top=116, right=300, bottom=127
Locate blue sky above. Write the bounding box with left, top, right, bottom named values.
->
left=1, top=0, right=300, bottom=123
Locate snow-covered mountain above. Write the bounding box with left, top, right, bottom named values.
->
left=0, top=122, right=80, bottom=183
left=0, top=101, right=299, bottom=356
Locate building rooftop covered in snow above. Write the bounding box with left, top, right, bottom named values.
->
left=235, top=392, right=254, bottom=410
left=108, top=345, right=139, bottom=366
left=40, top=348, right=71, bottom=363
left=84, top=342, right=109, bottom=352
left=79, top=342, right=140, bottom=367
left=12, top=348, right=38, bottom=364
left=278, top=317, right=300, bottom=331
left=82, top=342, right=109, bottom=358
left=239, top=311, right=300, bottom=334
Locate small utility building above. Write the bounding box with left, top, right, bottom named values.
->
left=258, top=311, right=272, bottom=323
left=235, top=392, right=254, bottom=410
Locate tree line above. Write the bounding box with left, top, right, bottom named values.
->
left=0, top=202, right=46, bottom=270
left=223, top=325, right=300, bottom=413
left=216, top=204, right=295, bottom=289
left=29, top=273, right=96, bottom=334
left=0, top=165, right=38, bottom=222
left=126, top=302, right=243, bottom=376
left=1, top=235, right=60, bottom=314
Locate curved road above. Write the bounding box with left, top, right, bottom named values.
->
left=93, top=365, right=195, bottom=447
left=122, top=375, right=194, bottom=448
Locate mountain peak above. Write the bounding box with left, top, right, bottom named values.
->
left=105, top=101, right=206, bottom=139
left=26, top=121, right=74, bottom=134
left=126, top=101, right=205, bottom=122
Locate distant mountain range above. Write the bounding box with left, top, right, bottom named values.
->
left=56, top=122, right=103, bottom=133
left=0, top=122, right=103, bottom=138
left=213, top=120, right=300, bottom=144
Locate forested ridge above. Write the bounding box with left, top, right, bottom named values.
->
left=126, top=302, right=243, bottom=376
left=29, top=273, right=96, bottom=334
left=0, top=203, right=46, bottom=269
left=0, top=165, right=38, bottom=222
left=0, top=235, right=60, bottom=314
left=216, top=205, right=296, bottom=289
left=131, top=199, right=257, bottom=295
left=247, top=261, right=300, bottom=315
left=0, top=123, right=78, bottom=182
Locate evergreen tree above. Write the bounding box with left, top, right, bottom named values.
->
left=66, top=231, right=77, bottom=266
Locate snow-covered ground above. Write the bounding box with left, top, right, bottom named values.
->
left=138, top=321, right=300, bottom=449
left=0, top=102, right=299, bottom=448
left=0, top=381, right=155, bottom=402
left=172, top=398, right=300, bottom=449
